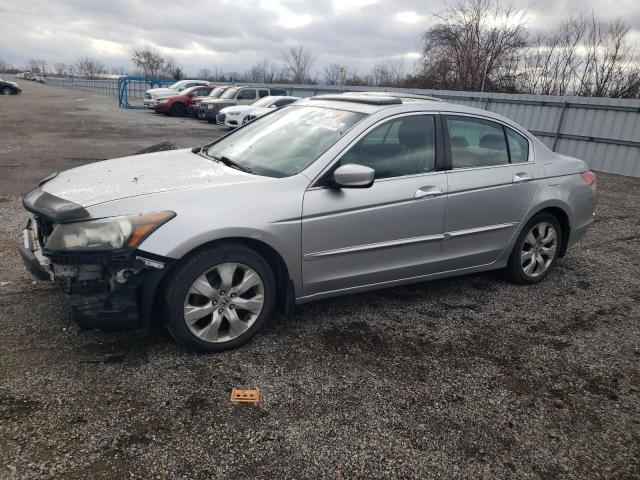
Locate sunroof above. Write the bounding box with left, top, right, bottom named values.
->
left=309, top=94, right=402, bottom=105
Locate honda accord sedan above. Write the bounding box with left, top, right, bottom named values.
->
left=19, top=93, right=596, bottom=352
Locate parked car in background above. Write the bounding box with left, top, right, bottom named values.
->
left=1, top=78, right=22, bottom=95
left=192, top=86, right=233, bottom=119
left=33, top=76, right=46, bottom=84
left=143, top=80, right=210, bottom=108
left=19, top=93, right=596, bottom=353
left=153, top=85, right=214, bottom=116
left=200, top=86, right=288, bottom=123
left=219, top=96, right=300, bottom=128
left=16, top=72, right=26, bottom=79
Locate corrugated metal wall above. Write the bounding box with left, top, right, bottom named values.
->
left=44, top=78, right=640, bottom=177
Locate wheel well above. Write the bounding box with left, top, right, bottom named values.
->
left=536, top=207, right=571, bottom=257
left=179, top=237, right=291, bottom=300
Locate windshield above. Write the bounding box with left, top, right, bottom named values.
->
left=209, top=87, right=226, bottom=98
left=221, top=87, right=239, bottom=99
left=168, top=80, right=186, bottom=89
left=206, top=106, right=365, bottom=178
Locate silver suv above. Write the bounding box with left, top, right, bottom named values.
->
left=19, top=94, right=596, bottom=352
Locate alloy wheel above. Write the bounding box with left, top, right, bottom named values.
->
left=183, top=262, right=265, bottom=343
left=521, top=222, right=558, bottom=277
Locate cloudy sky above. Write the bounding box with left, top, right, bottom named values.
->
left=1, top=0, right=639, bottom=76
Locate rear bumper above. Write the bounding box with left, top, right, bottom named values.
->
left=567, top=212, right=595, bottom=249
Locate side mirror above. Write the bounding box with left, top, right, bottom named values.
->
left=332, top=164, right=375, bottom=188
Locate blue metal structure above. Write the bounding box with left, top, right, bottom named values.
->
left=117, top=76, right=174, bottom=109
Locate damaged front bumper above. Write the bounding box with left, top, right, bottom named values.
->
left=19, top=218, right=172, bottom=331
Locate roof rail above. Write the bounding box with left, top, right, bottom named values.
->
left=309, top=94, right=402, bottom=105
left=342, top=91, right=442, bottom=102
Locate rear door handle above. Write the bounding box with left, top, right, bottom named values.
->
left=415, top=186, right=444, bottom=199
left=513, top=172, right=532, bottom=183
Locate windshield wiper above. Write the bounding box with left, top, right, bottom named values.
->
left=209, top=154, right=252, bottom=173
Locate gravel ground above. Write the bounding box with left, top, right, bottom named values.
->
left=1, top=79, right=639, bottom=479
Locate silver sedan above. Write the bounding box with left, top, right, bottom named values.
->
left=20, top=93, right=596, bottom=352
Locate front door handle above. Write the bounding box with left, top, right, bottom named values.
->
left=415, top=186, right=444, bottom=199
left=513, top=172, right=532, bottom=183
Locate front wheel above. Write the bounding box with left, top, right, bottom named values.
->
left=164, top=244, right=276, bottom=352
left=170, top=102, right=186, bottom=116
left=1, top=87, right=12, bottom=95
left=505, top=212, right=562, bottom=284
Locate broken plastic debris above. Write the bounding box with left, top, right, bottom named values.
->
left=230, top=388, right=260, bottom=404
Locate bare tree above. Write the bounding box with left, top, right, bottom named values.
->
left=521, top=12, right=640, bottom=98
left=282, top=45, right=316, bottom=83
left=371, top=60, right=406, bottom=87
left=0, top=58, right=11, bottom=72
left=420, top=0, right=528, bottom=92
left=323, top=63, right=348, bottom=85
left=130, top=45, right=177, bottom=78
left=54, top=63, right=67, bottom=76
left=243, top=59, right=284, bottom=83
left=75, top=57, right=105, bottom=78
left=27, top=59, right=49, bottom=74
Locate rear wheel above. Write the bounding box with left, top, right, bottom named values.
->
left=170, top=102, right=186, bottom=116
left=164, top=244, right=276, bottom=352
left=505, top=212, right=562, bottom=284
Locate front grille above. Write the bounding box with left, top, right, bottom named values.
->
left=217, top=113, right=226, bottom=124
left=228, top=120, right=237, bottom=126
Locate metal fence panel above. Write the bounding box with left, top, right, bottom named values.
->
left=43, top=78, right=640, bottom=177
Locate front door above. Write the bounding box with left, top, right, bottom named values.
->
left=440, top=114, right=538, bottom=271
left=301, top=114, right=448, bottom=297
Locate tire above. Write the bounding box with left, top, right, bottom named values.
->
left=505, top=212, right=562, bottom=284
left=170, top=102, right=186, bottom=116
left=1, top=87, right=12, bottom=95
left=164, top=243, right=276, bottom=353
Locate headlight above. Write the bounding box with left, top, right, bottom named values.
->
left=45, top=211, right=175, bottom=252
left=207, top=104, right=214, bottom=110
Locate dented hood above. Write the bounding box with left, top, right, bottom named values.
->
left=38, top=148, right=262, bottom=208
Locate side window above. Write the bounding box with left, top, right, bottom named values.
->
left=506, top=127, right=529, bottom=163
left=339, top=115, right=436, bottom=179
left=271, top=89, right=287, bottom=96
left=237, top=89, right=256, bottom=100
left=259, top=89, right=269, bottom=98
left=446, top=116, right=509, bottom=168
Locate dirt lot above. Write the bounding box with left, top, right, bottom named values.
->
left=1, top=79, right=639, bottom=479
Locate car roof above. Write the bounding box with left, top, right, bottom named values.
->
left=304, top=93, right=519, bottom=125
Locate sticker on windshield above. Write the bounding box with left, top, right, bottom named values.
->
left=303, top=116, right=346, bottom=132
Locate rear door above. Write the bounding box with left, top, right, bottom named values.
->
left=440, top=114, right=537, bottom=271
left=301, top=114, right=448, bottom=297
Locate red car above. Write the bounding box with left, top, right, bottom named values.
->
left=154, top=85, right=214, bottom=116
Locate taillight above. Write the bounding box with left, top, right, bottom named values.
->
left=580, top=171, right=596, bottom=190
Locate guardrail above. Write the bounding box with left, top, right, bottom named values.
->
left=43, top=77, right=640, bottom=177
